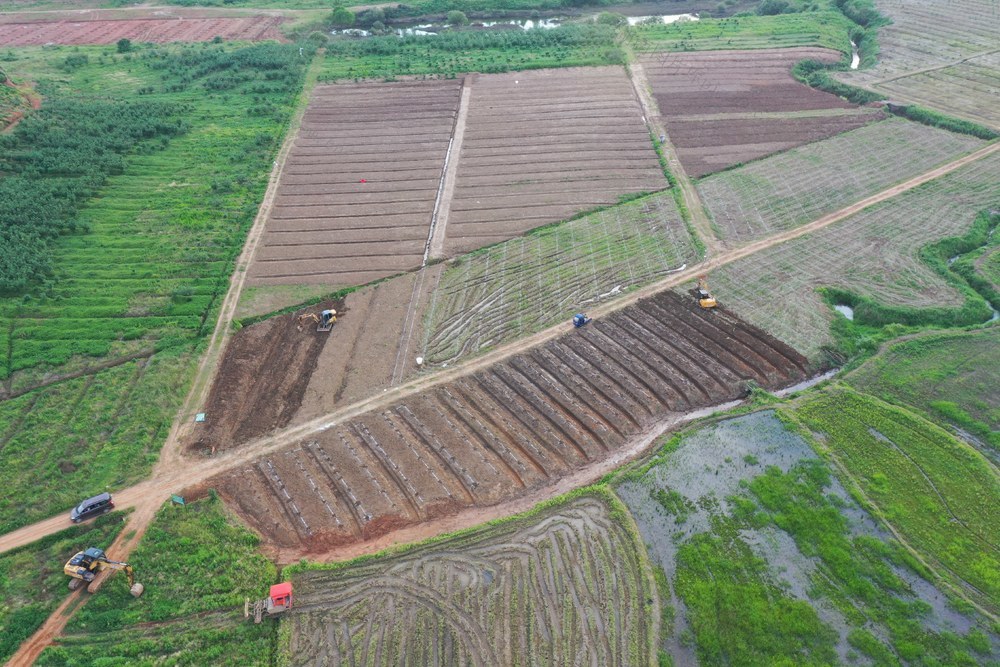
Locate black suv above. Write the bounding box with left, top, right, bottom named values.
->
left=70, top=493, right=113, bottom=523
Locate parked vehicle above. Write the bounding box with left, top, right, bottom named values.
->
left=70, top=493, right=113, bottom=523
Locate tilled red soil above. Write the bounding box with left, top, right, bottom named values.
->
left=643, top=48, right=884, bottom=177
left=248, top=80, right=462, bottom=288
left=184, top=300, right=343, bottom=455
left=443, top=67, right=668, bottom=256
left=209, top=290, right=809, bottom=552
left=0, top=16, right=284, bottom=46
left=671, top=113, right=884, bottom=178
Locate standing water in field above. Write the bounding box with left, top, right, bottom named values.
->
left=834, top=304, right=854, bottom=320
left=850, top=40, right=860, bottom=69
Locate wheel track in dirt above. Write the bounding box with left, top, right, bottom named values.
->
left=2, top=119, right=996, bottom=667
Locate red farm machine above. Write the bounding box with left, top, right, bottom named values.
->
left=245, top=582, right=293, bottom=623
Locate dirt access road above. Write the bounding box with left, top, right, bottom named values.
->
left=4, top=108, right=997, bottom=667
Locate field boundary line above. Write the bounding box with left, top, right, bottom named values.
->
left=625, top=57, right=721, bottom=256
left=870, top=47, right=1000, bottom=86
left=668, top=108, right=879, bottom=122
left=391, top=76, right=471, bottom=384
left=428, top=74, right=472, bottom=261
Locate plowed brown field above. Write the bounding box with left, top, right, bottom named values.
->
left=210, top=291, right=808, bottom=552
left=443, top=67, right=668, bottom=255
left=0, top=16, right=284, bottom=45
left=247, top=79, right=462, bottom=288
left=186, top=300, right=344, bottom=455
left=643, top=48, right=884, bottom=177
left=287, top=495, right=654, bottom=665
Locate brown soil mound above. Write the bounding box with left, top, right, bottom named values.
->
left=186, top=300, right=344, bottom=455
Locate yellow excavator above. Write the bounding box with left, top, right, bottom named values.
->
left=64, top=547, right=144, bottom=597
left=296, top=309, right=337, bottom=332
left=696, top=276, right=718, bottom=309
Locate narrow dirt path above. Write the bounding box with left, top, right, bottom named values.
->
left=3, top=126, right=997, bottom=667
left=390, top=75, right=473, bottom=384
left=428, top=74, right=473, bottom=260
left=627, top=58, right=721, bottom=256
left=2, top=49, right=327, bottom=667
left=871, top=47, right=1000, bottom=86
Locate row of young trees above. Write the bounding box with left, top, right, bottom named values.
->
left=325, top=22, right=617, bottom=57
left=0, top=100, right=189, bottom=293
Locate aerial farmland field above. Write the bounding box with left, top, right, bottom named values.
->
left=0, top=15, right=285, bottom=45
left=284, top=493, right=655, bottom=666
left=2, top=1, right=1000, bottom=663
left=698, top=117, right=987, bottom=246
left=640, top=47, right=884, bottom=177
left=710, top=150, right=1000, bottom=358
left=836, top=0, right=1000, bottom=130
left=618, top=409, right=998, bottom=665
left=247, top=79, right=461, bottom=288
left=441, top=67, right=667, bottom=255
left=423, top=192, right=697, bottom=365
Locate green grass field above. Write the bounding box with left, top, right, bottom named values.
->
left=791, top=387, right=1000, bottom=611
left=848, top=329, right=999, bottom=453
left=0, top=43, right=312, bottom=533
left=0, top=350, right=193, bottom=535
left=628, top=12, right=853, bottom=54
left=0, top=512, right=125, bottom=664
left=38, top=495, right=276, bottom=666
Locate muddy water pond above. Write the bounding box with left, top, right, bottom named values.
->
left=617, top=410, right=998, bottom=663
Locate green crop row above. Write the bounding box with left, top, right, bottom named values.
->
left=628, top=12, right=854, bottom=54
left=791, top=387, right=1000, bottom=608
left=0, top=98, right=188, bottom=292
left=0, top=41, right=312, bottom=381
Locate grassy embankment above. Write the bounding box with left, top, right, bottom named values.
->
left=0, top=42, right=311, bottom=534
left=848, top=328, right=999, bottom=454
left=628, top=11, right=853, bottom=53
left=36, top=495, right=277, bottom=666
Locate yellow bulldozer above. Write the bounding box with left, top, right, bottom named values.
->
left=696, top=276, right=718, bottom=309
left=64, top=547, right=144, bottom=597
